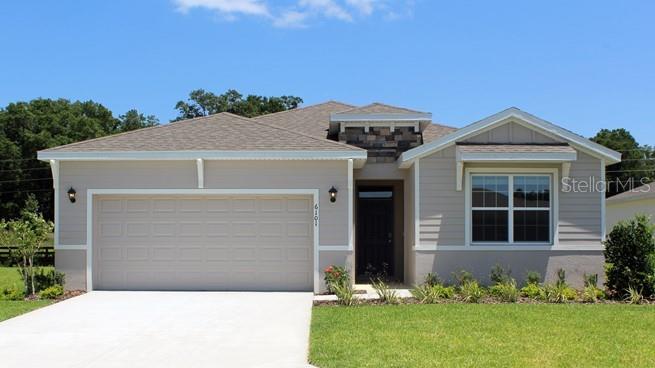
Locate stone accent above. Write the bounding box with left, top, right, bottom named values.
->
left=337, top=124, right=422, bottom=163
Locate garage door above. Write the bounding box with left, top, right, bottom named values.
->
left=92, top=195, right=314, bottom=291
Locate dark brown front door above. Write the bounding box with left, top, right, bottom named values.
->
left=356, top=186, right=395, bottom=282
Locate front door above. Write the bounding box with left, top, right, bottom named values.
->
left=356, top=186, right=395, bottom=282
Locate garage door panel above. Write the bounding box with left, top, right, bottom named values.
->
left=94, top=194, right=313, bottom=291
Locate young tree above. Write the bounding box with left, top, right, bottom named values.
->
left=0, top=198, right=54, bottom=295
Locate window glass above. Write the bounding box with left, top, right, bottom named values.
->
left=514, top=176, right=550, bottom=208
left=472, top=176, right=508, bottom=208
left=472, top=210, right=508, bottom=242
left=514, top=210, right=550, bottom=242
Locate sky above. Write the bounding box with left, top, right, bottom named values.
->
left=0, top=0, right=653, bottom=144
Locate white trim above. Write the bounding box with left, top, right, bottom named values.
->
left=561, top=162, right=571, bottom=178
left=38, top=150, right=368, bottom=161
left=319, top=245, right=352, bottom=251
left=414, top=160, right=420, bottom=246
left=456, top=162, right=464, bottom=192
left=600, top=159, right=607, bottom=241
left=195, top=159, right=204, bottom=189
left=330, top=112, right=432, bottom=122
left=49, top=160, right=59, bottom=248
left=347, top=159, right=354, bottom=251
left=464, top=168, right=559, bottom=247
left=413, top=245, right=604, bottom=251
left=55, top=244, right=87, bottom=250
left=85, top=188, right=321, bottom=293
left=398, top=107, right=622, bottom=167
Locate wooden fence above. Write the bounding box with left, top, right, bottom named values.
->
left=0, top=247, right=55, bottom=266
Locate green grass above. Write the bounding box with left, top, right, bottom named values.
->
left=310, top=304, right=655, bottom=367
left=0, top=267, right=54, bottom=322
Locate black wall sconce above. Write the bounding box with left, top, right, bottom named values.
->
left=67, top=187, right=77, bottom=203
left=328, top=186, right=338, bottom=203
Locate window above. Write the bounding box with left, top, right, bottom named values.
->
left=470, top=174, right=552, bottom=244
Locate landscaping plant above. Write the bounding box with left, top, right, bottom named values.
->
left=625, top=286, right=644, bottom=305
left=458, top=280, right=485, bottom=303
left=525, top=270, right=541, bottom=286
left=452, top=270, right=474, bottom=286
left=1, top=285, right=25, bottom=301
left=520, top=283, right=543, bottom=299
left=332, top=281, right=357, bottom=306
left=38, top=285, right=64, bottom=300
left=371, top=278, right=399, bottom=304
left=0, top=200, right=54, bottom=296
left=323, top=265, right=350, bottom=293
left=411, top=283, right=455, bottom=304
left=604, top=215, right=655, bottom=298
left=490, top=264, right=512, bottom=285
left=423, top=272, right=441, bottom=287
left=490, top=279, right=519, bottom=302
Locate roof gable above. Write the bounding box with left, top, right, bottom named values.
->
left=256, top=100, right=354, bottom=139
left=399, top=107, right=622, bottom=167
left=337, top=102, right=426, bottom=114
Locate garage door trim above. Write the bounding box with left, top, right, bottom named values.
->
left=86, top=189, right=320, bottom=292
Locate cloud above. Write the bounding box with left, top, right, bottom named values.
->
left=174, top=0, right=269, bottom=17
left=173, top=0, right=413, bottom=28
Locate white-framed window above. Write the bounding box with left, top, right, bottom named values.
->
left=470, top=173, right=552, bottom=244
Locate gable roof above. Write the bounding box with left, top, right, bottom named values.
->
left=399, top=107, right=622, bottom=167
left=256, top=100, right=354, bottom=139
left=337, top=102, right=426, bottom=114
left=422, top=124, right=458, bottom=143
left=607, top=183, right=655, bottom=204
left=38, top=112, right=366, bottom=161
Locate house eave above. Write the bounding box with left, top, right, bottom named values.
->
left=330, top=112, right=432, bottom=122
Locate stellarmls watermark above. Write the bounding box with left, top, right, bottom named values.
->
left=562, top=177, right=652, bottom=193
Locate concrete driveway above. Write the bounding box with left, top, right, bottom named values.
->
left=0, top=291, right=314, bottom=368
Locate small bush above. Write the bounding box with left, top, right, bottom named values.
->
left=543, top=283, right=577, bottom=303
left=556, top=268, right=567, bottom=287
left=38, top=285, right=64, bottom=299
left=583, top=273, right=599, bottom=288
left=423, top=272, right=441, bottom=287
left=323, top=265, right=350, bottom=293
left=490, top=264, right=512, bottom=285
left=625, top=286, right=644, bottom=305
left=525, top=271, right=541, bottom=286
left=332, top=282, right=357, bottom=306
left=1, top=285, right=25, bottom=301
left=34, top=268, right=65, bottom=292
left=582, top=285, right=605, bottom=303
left=452, top=270, right=474, bottom=286
left=411, top=284, right=455, bottom=304
left=604, top=215, right=655, bottom=298
left=458, top=281, right=485, bottom=303
left=520, top=283, right=543, bottom=299
left=434, top=284, right=455, bottom=299
left=490, top=280, right=519, bottom=302
left=372, top=278, right=399, bottom=304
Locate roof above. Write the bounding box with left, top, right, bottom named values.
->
left=423, top=124, right=458, bottom=143
left=607, top=183, right=655, bottom=203
left=456, top=144, right=577, bottom=154
left=41, top=112, right=364, bottom=153
left=256, top=100, right=354, bottom=139
left=399, top=107, right=622, bottom=167
left=336, top=102, right=426, bottom=114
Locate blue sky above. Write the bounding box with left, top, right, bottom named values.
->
left=0, top=0, right=653, bottom=144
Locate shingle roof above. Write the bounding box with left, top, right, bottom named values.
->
left=422, top=124, right=458, bottom=143
left=607, top=183, right=655, bottom=203
left=42, top=112, right=364, bottom=152
left=337, top=102, right=426, bottom=114
left=256, top=101, right=354, bottom=139
left=456, top=144, right=577, bottom=154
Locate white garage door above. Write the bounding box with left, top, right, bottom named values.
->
left=92, top=195, right=314, bottom=291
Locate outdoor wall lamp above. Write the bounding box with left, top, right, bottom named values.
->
left=329, top=186, right=338, bottom=203
left=67, top=187, right=77, bottom=203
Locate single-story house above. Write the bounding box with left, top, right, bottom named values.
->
left=38, top=102, right=621, bottom=292
left=606, top=183, right=655, bottom=230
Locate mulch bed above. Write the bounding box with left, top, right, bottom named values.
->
left=314, top=296, right=655, bottom=307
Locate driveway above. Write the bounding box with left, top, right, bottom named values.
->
left=0, top=291, right=314, bottom=368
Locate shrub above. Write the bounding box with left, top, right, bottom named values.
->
left=452, top=270, right=474, bottom=286
left=583, top=273, right=599, bottom=288
left=582, top=285, right=605, bottom=303
left=38, top=285, right=63, bottom=299
left=332, top=282, right=357, bottom=306
left=490, top=280, right=519, bottom=302
left=323, top=265, right=350, bottom=293
left=543, top=283, right=577, bottom=303
left=1, top=285, right=25, bottom=301
left=423, top=272, right=441, bottom=287
left=490, top=264, right=512, bottom=285
left=604, top=215, right=655, bottom=298
left=458, top=281, right=485, bottom=303
left=372, top=278, right=399, bottom=304
left=556, top=268, right=567, bottom=287
left=520, top=283, right=543, bottom=299
left=525, top=271, right=541, bottom=286
left=411, top=284, right=455, bottom=304
left=625, top=286, right=644, bottom=305
left=34, top=268, right=65, bottom=292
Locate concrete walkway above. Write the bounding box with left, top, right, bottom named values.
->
left=0, top=291, right=314, bottom=368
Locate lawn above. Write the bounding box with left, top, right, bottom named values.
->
left=0, top=267, right=53, bottom=322
left=310, top=304, right=655, bottom=368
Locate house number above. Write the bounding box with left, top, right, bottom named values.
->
left=314, top=204, right=319, bottom=226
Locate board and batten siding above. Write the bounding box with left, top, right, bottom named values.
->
left=57, top=160, right=349, bottom=247
left=463, top=121, right=558, bottom=144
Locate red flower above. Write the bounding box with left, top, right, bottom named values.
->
left=325, top=266, right=334, bottom=274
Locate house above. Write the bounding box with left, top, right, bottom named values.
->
left=37, top=102, right=621, bottom=292
left=606, top=183, right=655, bottom=230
